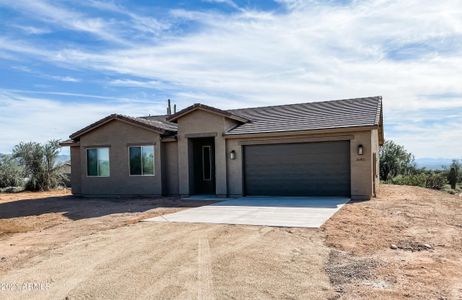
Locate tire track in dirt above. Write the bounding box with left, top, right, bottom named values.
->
left=198, top=238, right=214, bottom=300
left=67, top=223, right=215, bottom=300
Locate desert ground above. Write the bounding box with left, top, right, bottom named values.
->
left=0, top=185, right=461, bottom=299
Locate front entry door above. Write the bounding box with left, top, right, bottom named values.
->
left=193, top=138, right=215, bottom=194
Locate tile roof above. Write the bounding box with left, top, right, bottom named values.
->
left=225, top=96, right=382, bottom=135
left=137, top=115, right=178, bottom=132
left=69, top=114, right=177, bottom=140
left=166, top=103, right=249, bottom=123
left=65, top=96, right=382, bottom=143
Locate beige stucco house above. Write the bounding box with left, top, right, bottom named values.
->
left=61, top=96, right=384, bottom=200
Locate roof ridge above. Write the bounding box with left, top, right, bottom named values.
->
left=227, top=96, right=382, bottom=112
left=139, top=114, right=168, bottom=118
left=166, top=103, right=249, bottom=123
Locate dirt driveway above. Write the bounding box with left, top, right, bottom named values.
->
left=0, top=185, right=461, bottom=299
left=0, top=191, right=332, bottom=299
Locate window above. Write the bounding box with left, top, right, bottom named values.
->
left=87, top=148, right=110, bottom=176
left=129, top=145, right=155, bottom=176
left=202, top=145, right=212, bottom=181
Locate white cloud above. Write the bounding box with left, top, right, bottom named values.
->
left=0, top=91, right=167, bottom=153
left=49, top=76, right=80, bottom=82
left=11, top=25, right=51, bottom=35
left=9, top=65, right=80, bottom=82
left=0, top=0, right=461, bottom=157
left=108, top=79, right=165, bottom=89
left=203, top=0, right=241, bottom=10
left=0, top=89, right=158, bottom=103
left=83, top=0, right=170, bottom=34
left=0, top=0, right=128, bottom=44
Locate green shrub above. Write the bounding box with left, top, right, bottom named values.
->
left=390, top=172, right=446, bottom=190
left=13, top=140, right=65, bottom=191
left=391, top=174, right=426, bottom=187
left=0, top=154, right=23, bottom=188
left=0, top=186, right=25, bottom=193
left=425, top=173, right=446, bottom=190
left=448, top=167, right=458, bottom=190
left=380, top=140, right=415, bottom=181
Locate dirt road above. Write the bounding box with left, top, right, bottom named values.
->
left=324, top=185, right=462, bottom=299
left=0, top=223, right=332, bottom=299
left=0, top=185, right=461, bottom=299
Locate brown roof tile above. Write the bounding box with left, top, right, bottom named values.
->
left=69, top=114, right=177, bottom=140
left=225, top=96, right=382, bottom=135
left=66, top=96, right=383, bottom=143
left=166, top=103, right=249, bottom=123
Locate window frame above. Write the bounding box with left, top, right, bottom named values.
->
left=86, top=147, right=110, bottom=177
left=128, top=145, right=155, bottom=176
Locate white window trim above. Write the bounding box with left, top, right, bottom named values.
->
left=86, top=147, right=110, bottom=177
left=128, top=145, right=156, bottom=176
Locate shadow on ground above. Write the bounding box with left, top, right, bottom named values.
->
left=0, top=196, right=216, bottom=221
left=211, top=197, right=349, bottom=208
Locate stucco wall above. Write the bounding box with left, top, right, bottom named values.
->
left=71, top=111, right=379, bottom=199
left=349, top=130, right=373, bottom=200
left=162, top=141, right=179, bottom=195
left=174, top=109, right=377, bottom=199
left=77, top=120, right=162, bottom=196
left=371, top=128, right=380, bottom=195
left=70, top=146, right=81, bottom=194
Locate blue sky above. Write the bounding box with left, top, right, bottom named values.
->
left=0, top=0, right=461, bottom=158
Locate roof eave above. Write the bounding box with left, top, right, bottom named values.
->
left=69, top=114, right=168, bottom=140
left=373, top=97, right=384, bottom=146
left=59, top=140, right=80, bottom=147
left=224, top=125, right=379, bottom=138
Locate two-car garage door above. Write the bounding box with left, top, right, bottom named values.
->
left=243, top=141, right=351, bottom=196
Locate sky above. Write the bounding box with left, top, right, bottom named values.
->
left=0, top=0, right=461, bottom=159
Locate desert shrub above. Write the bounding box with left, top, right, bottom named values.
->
left=391, top=174, right=427, bottom=187
left=0, top=154, right=23, bottom=188
left=379, top=140, right=415, bottom=181
left=445, top=160, right=461, bottom=186
left=448, top=168, right=458, bottom=189
left=390, top=172, right=446, bottom=190
left=425, top=173, right=446, bottom=190
left=0, top=186, right=25, bottom=193
left=13, top=140, right=65, bottom=191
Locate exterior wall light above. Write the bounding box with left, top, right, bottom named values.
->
left=357, top=144, right=364, bottom=155
left=229, top=150, right=236, bottom=160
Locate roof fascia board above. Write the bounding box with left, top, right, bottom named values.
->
left=59, top=141, right=80, bottom=147
left=238, top=134, right=354, bottom=146
left=70, top=116, right=165, bottom=140
left=223, top=125, right=378, bottom=139
left=161, top=136, right=177, bottom=142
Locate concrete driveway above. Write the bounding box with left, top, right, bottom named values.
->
left=144, top=196, right=349, bottom=228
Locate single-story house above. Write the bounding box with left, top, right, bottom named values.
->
left=61, top=96, right=384, bottom=200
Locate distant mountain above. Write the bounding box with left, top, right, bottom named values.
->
left=1, top=153, right=70, bottom=162
left=56, top=154, right=70, bottom=164
left=415, top=158, right=459, bottom=170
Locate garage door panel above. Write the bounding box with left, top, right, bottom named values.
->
left=244, top=141, right=350, bottom=196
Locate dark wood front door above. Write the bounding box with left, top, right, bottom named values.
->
left=193, top=138, right=215, bottom=194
